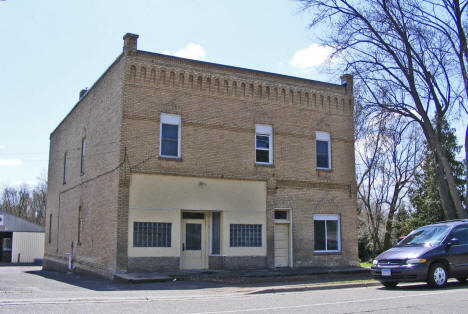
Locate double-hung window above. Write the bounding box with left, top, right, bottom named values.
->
left=316, top=131, right=331, bottom=169
left=255, top=124, right=273, bottom=165
left=160, top=113, right=181, bottom=158
left=314, top=215, right=340, bottom=252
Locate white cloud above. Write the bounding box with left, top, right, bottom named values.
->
left=165, top=43, right=206, bottom=60
left=11, top=179, right=36, bottom=187
left=289, top=43, right=336, bottom=69
left=0, top=159, right=23, bottom=167
left=0, top=145, right=5, bottom=150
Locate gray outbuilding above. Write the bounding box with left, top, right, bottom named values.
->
left=0, top=210, right=44, bottom=263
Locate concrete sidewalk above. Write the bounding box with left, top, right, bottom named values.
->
left=115, top=266, right=376, bottom=291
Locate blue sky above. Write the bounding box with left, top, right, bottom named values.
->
left=0, top=0, right=342, bottom=187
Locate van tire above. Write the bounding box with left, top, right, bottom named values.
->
left=427, top=263, right=447, bottom=288
left=381, top=282, right=398, bottom=288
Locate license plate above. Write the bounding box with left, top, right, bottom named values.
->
left=381, top=269, right=391, bottom=277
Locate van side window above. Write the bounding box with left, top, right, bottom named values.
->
left=450, top=226, right=468, bottom=245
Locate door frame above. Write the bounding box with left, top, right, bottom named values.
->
left=273, top=208, right=293, bottom=268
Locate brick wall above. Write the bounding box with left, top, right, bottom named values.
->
left=46, top=33, right=358, bottom=278
left=44, top=54, right=125, bottom=278
left=117, top=37, right=358, bottom=270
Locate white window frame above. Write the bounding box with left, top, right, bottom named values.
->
left=313, top=214, right=341, bottom=252
left=255, top=124, right=273, bottom=165
left=159, top=113, right=181, bottom=158
left=316, top=131, right=331, bottom=170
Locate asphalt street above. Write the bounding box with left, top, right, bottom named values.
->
left=1, top=266, right=468, bottom=313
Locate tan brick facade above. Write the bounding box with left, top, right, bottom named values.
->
left=44, top=33, right=358, bottom=279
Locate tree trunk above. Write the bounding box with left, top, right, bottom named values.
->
left=423, top=120, right=466, bottom=219
left=465, top=125, right=468, bottom=211
left=432, top=136, right=467, bottom=218
left=434, top=154, right=457, bottom=219
left=383, top=200, right=398, bottom=250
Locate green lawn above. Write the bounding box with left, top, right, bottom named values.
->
left=360, top=262, right=372, bottom=268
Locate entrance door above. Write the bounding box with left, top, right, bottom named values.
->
left=274, top=223, right=290, bottom=267
left=181, top=218, right=206, bottom=270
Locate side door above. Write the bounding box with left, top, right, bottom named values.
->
left=446, top=225, right=468, bottom=276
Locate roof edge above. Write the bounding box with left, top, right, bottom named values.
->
left=137, top=50, right=345, bottom=88
left=50, top=53, right=124, bottom=138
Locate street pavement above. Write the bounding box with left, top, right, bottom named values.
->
left=1, top=266, right=468, bottom=313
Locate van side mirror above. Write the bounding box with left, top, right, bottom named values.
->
left=446, top=237, right=460, bottom=247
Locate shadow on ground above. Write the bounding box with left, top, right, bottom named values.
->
left=25, top=269, right=229, bottom=291
left=376, top=280, right=468, bottom=291
left=25, top=268, right=372, bottom=292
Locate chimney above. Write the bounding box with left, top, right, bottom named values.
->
left=340, top=74, right=353, bottom=95
left=123, top=33, right=139, bottom=56
left=79, top=88, right=88, bottom=100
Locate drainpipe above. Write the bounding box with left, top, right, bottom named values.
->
left=66, top=241, right=74, bottom=271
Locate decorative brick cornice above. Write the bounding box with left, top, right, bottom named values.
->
left=124, top=58, right=354, bottom=116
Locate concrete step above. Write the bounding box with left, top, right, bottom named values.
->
left=114, top=272, right=173, bottom=283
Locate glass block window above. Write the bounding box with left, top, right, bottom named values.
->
left=316, top=131, right=331, bottom=169
left=255, top=124, right=273, bottom=164
left=133, top=222, right=172, bottom=247
left=314, top=215, right=340, bottom=252
left=230, top=224, right=262, bottom=247
left=160, top=113, right=181, bottom=158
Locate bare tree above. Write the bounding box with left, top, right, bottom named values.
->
left=298, top=0, right=468, bottom=218
left=411, top=0, right=468, bottom=215
left=356, top=94, right=423, bottom=253
left=0, top=178, right=47, bottom=226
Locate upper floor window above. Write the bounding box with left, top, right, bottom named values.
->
left=255, top=124, right=273, bottom=165
left=316, top=131, right=331, bottom=169
left=63, top=152, right=67, bottom=184
left=160, top=113, right=181, bottom=158
left=80, top=138, right=86, bottom=175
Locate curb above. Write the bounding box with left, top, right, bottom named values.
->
left=249, top=281, right=381, bottom=294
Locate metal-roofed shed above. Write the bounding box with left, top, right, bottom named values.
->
left=0, top=210, right=44, bottom=263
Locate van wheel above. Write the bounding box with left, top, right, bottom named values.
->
left=456, top=277, right=467, bottom=283
left=427, top=263, right=447, bottom=288
left=381, top=282, right=398, bottom=288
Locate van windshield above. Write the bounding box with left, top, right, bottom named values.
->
left=397, top=225, right=450, bottom=247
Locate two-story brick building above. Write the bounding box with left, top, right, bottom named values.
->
left=44, top=33, right=358, bottom=278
